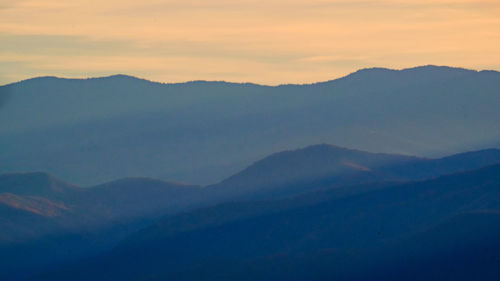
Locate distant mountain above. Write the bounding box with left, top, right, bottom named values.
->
left=209, top=144, right=500, bottom=200
left=0, top=172, right=201, bottom=244
left=1, top=66, right=500, bottom=185
left=216, top=144, right=417, bottom=188
left=30, top=164, right=500, bottom=281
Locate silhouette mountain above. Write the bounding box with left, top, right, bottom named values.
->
left=1, top=66, right=499, bottom=185
left=29, top=164, right=500, bottom=281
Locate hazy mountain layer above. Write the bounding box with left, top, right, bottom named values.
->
left=1, top=66, right=499, bottom=185
left=2, top=145, right=500, bottom=244
left=208, top=145, right=500, bottom=200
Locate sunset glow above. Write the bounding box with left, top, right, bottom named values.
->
left=1, top=0, right=500, bottom=84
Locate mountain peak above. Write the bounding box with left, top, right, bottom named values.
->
left=214, top=144, right=420, bottom=195
left=347, top=65, right=475, bottom=78
left=89, top=74, right=150, bottom=82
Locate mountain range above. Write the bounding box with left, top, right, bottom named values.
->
left=2, top=65, right=500, bottom=281
left=3, top=145, right=500, bottom=243
left=26, top=163, right=500, bottom=281
left=1, top=66, right=500, bottom=185
left=1, top=144, right=500, bottom=280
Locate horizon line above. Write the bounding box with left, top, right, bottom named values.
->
left=2, top=64, right=499, bottom=88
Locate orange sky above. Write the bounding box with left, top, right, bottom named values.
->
left=1, top=0, right=500, bottom=85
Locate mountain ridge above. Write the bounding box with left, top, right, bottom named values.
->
left=208, top=144, right=500, bottom=200
left=2, top=65, right=496, bottom=88
left=2, top=65, right=499, bottom=185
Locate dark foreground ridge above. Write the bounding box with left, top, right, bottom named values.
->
left=28, top=164, right=500, bottom=281
left=1, top=145, right=500, bottom=280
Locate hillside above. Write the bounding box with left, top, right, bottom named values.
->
left=0, top=173, right=202, bottom=243
left=2, top=145, right=500, bottom=243
left=30, top=164, right=500, bottom=281
left=2, top=146, right=500, bottom=280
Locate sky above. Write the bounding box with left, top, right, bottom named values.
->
left=1, top=0, right=500, bottom=85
